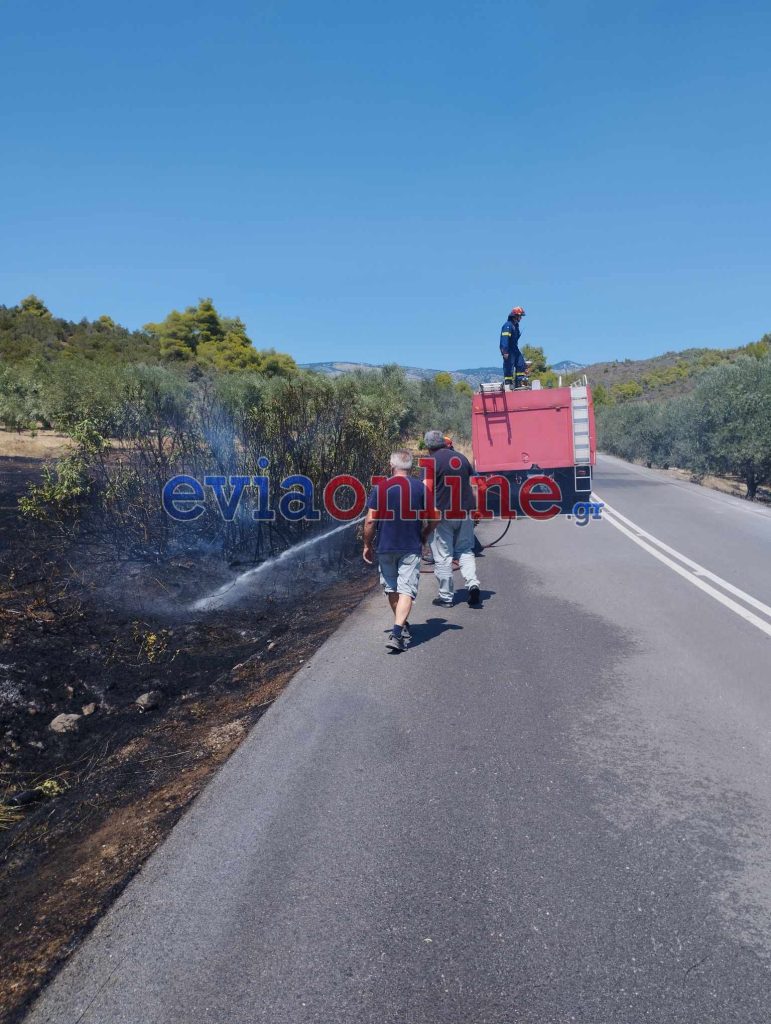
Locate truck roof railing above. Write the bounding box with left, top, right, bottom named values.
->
left=478, top=375, right=589, bottom=394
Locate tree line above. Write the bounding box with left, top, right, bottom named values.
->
left=1, top=297, right=476, bottom=561
left=597, top=353, right=771, bottom=499
left=13, top=364, right=476, bottom=561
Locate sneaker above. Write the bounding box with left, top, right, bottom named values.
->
left=432, top=597, right=453, bottom=608
left=386, top=632, right=406, bottom=653
left=402, top=622, right=411, bottom=644
left=467, top=586, right=481, bottom=606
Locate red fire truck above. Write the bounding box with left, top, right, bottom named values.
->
left=471, top=377, right=597, bottom=515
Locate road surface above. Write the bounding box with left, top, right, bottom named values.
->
left=26, top=456, right=771, bottom=1023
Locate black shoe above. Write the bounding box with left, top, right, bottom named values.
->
left=467, top=586, right=481, bottom=606
left=386, top=632, right=406, bottom=653
left=402, top=622, right=411, bottom=644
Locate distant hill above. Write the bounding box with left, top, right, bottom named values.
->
left=300, top=360, right=586, bottom=388
left=302, top=338, right=770, bottom=402
left=300, top=360, right=507, bottom=388
left=551, top=360, right=585, bottom=374
left=583, top=335, right=770, bottom=402
left=301, top=360, right=436, bottom=381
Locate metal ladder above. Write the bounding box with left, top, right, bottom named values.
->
left=570, top=385, right=592, bottom=469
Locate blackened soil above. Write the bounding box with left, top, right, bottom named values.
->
left=0, top=455, right=377, bottom=1024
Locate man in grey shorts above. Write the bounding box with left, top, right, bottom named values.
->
left=363, top=449, right=439, bottom=653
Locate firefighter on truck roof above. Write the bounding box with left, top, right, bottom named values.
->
left=500, top=306, right=527, bottom=389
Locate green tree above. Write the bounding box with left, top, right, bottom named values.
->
left=0, top=362, right=40, bottom=429
left=144, top=298, right=224, bottom=360
left=38, top=360, right=126, bottom=433
left=145, top=300, right=296, bottom=374
left=255, top=348, right=298, bottom=377
left=197, top=320, right=260, bottom=371
left=533, top=369, right=560, bottom=388
left=145, top=309, right=196, bottom=361
left=19, top=419, right=109, bottom=521
left=598, top=355, right=771, bottom=498
left=193, top=298, right=224, bottom=345
left=687, top=357, right=771, bottom=498
left=522, top=345, right=548, bottom=374
left=745, top=334, right=770, bottom=360
left=19, top=294, right=52, bottom=318
left=611, top=380, right=643, bottom=402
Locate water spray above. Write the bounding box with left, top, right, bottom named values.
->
left=191, top=516, right=364, bottom=612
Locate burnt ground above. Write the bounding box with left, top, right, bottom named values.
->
left=0, top=454, right=377, bottom=1024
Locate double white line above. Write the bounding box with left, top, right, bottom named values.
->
left=593, top=492, right=771, bottom=639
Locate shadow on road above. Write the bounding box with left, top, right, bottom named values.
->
left=408, top=617, right=464, bottom=648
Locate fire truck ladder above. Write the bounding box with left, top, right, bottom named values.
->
left=570, top=382, right=592, bottom=493
left=478, top=381, right=513, bottom=443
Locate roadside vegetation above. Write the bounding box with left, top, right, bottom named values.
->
left=0, top=296, right=474, bottom=563
left=597, top=350, right=771, bottom=499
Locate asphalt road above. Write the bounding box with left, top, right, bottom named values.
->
left=26, top=456, right=771, bottom=1023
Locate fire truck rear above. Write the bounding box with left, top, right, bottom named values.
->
left=471, top=377, right=597, bottom=515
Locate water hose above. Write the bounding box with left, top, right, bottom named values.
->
left=480, top=518, right=512, bottom=549
left=420, top=517, right=513, bottom=573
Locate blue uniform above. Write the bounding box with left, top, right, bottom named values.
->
left=499, top=318, right=526, bottom=380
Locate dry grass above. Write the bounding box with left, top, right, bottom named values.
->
left=664, top=466, right=770, bottom=503
left=0, top=429, right=74, bottom=459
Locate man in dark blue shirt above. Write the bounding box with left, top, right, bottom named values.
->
left=363, top=449, right=439, bottom=652
left=500, top=306, right=527, bottom=388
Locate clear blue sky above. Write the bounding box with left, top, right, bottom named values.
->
left=2, top=0, right=769, bottom=367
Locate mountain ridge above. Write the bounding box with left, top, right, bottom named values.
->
left=301, top=338, right=769, bottom=398
left=300, top=359, right=585, bottom=388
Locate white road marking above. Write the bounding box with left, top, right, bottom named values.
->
left=595, top=494, right=771, bottom=619
left=591, top=492, right=771, bottom=639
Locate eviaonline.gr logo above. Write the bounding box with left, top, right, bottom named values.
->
left=162, top=458, right=603, bottom=526
left=571, top=501, right=604, bottom=526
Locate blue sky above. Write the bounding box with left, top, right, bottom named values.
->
left=1, top=0, right=769, bottom=367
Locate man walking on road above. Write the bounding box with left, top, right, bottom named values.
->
left=500, top=306, right=527, bottom=389
left=363, top=450, right=439, bottom=653
left=422, top=430, right=482, bottom=607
